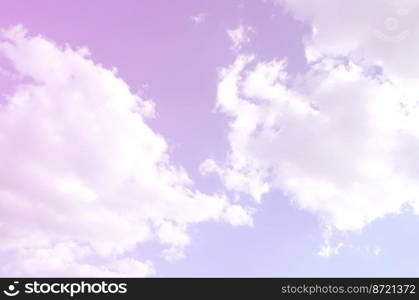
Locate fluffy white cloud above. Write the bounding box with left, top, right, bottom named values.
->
left=223, top=205, right=254, bottom=227
left=0, top=25, right=253, bottom=276
left=204, top=0, right=419, bottom=234
left=207, top=48, right=419, bottom=232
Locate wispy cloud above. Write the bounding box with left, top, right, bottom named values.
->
left=227, top=25, right=254, bottom=51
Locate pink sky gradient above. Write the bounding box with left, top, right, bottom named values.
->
left=1, top=0, right=419, bottom=277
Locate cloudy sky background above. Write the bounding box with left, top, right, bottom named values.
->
left=1, top=0, right=419, bottom=277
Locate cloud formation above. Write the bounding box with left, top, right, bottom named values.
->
left=206, top=1, right=419, bottom=234
left=0, top=25, right=252, bottom=276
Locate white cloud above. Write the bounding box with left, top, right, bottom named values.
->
left=223, top=205, right=254, bottom=227
left=200, top=0, right=419, bottom=249
left=0, top=25, right=253, bottom=276
left=1, top=242, right=155, bottom=277
left=227, top=25, right=254, bottom=52
left=208, top=48, right=419, bottom=233
left=204, top=0, right=419, bottom=235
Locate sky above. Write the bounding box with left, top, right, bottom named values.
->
left=1, top=0, right=419, bottom=277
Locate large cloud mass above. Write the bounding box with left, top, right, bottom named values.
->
left=204, top=0, right=419, bottom=234
left=0, top=26, right=252, bottom=276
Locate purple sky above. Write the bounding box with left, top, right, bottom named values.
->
left=1, top=0, right=419, bottom=277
